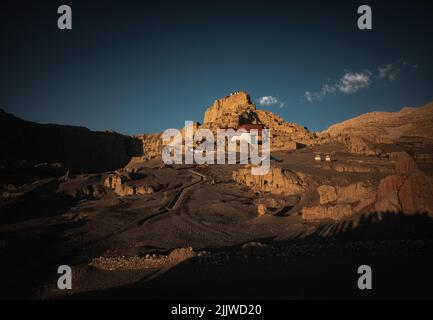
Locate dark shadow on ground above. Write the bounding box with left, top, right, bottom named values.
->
left=0, top=220, right=88, bottom=299
left=0, top=180, right=76, bottom=225
left=293, top=211, right=433, bottom=243
left=65, top=212, right=433, bottom=300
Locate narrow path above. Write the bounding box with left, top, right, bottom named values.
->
left=138, top=168, right=207, bottom=225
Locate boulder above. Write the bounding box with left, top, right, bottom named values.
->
left=233, top=166, right=304, bottom=195
left=317, top=185, right=338, bottom=205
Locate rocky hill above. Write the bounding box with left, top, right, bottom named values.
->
left=202, top=92, right=318, bottom=150
left=324, top=101, right=433, bottom=143
left=134, top=92, right=319, bottom=160
left=0, top=109, right=142, bottom=173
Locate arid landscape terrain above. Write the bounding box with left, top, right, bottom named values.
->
left=1, top=92, right=433, bottom=299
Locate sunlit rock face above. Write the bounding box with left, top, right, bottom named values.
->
left=202, top=92, right=317, bottom=150
left=375, top=152, right=433, bottom=215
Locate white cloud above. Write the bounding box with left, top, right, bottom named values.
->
left=321, top=84, right=336, bottom=95
left=304, top=70, right=372, bottom=102
left=257, top=96, right=285, bottom=108
left=304, top=60, right=417, bottom=103
left=304, top=91, right=314, bottom=103
left=304, top=89, right=325, bottom=103
left=378, top=64, right=400, bottom=81
left=337, top=71, right=372, bottom=94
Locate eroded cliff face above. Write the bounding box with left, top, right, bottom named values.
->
left=232, top=166, right=304, bottom=196
left=202, top=92, right=259, bottom=130
left=133, top=133, right=164, bottom=161
left=255, top=109, right=317, bottom=149
left=375, top=152, right=433, bottom=215
left=201, top=92, right=318, bottom=150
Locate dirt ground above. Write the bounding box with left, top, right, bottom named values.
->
left=1, top=143, right=433, bottom=299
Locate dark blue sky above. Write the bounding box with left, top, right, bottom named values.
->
left=2, top=0, right=433, bottom=134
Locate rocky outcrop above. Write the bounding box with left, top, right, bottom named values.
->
left=318, top=182, right=376, bottom=212
left=302, top=204, right=353, bottom=221
left=133, top=133, right=164, bottom=161
left=375, top=152, right=433, bottom=214
left=201, top=92, right=318, bottom=150
left=129, top=92, right=319, bottom=160
left=255, top=110, right=317, bottom=149
left=104, top=171, right=162, bottom=196
left=303, top=181, right=376, bottom=221
left=375, top=175, right=403, bottom=213
left=202, top=92, right=258, bottom=130
left=399, top=171, right=433, bottom=214
left=57, top=177, right=107, bottom=199
left=317, top=185, right=338, bottom=204
left=341, top=135, right=378, bottom=156
left=232, top=166, right=304, bottom=195
left=306, top=152, right=433, bottom=219
left=393, top=151, right=417, bottom=175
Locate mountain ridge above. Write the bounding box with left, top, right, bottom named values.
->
left=323, top=101, right=433, bottom=143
